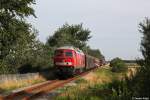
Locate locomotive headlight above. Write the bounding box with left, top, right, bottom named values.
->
left=66, top=62, right=72, bottom=65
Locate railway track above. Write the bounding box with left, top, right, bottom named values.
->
left=0, top=67, right=98, bottom=100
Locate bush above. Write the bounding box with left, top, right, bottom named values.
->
left=0, top=60, right=17, bottom=74
left=105, top=80, right=132, bottom=100
left=110, top=57, right=127, bottom=72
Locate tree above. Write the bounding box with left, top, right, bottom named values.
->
left=132, top=18, right=150, bottom=96
left=0, top=0, right=35, bottom=18
left=0, top=0, right=36, bottom=58
left=139, top=18, right=150, bottom=67
left=110, top=57, right=127, bottom=72
left=87, top=48, right=103, bottom=59
left=46, top=23, right=91, bottom=49
left=0, top=0, right=36, bottom=74
left=18, top=41, right=53, bottom=73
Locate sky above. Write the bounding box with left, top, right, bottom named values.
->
left=28, top=0, right=150, bottom=60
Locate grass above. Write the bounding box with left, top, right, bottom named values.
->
left=55, top=66, right=131, bottom=100
left=0, top=75, right=46, bottom=94
left=74, top=78, right=87, bottom=84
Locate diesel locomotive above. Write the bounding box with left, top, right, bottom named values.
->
left=53, top=46, right=103, bottom=76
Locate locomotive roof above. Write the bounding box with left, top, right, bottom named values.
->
left=56, top=46, right=84, bottom=55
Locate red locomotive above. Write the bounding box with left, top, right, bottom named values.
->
left=53, top=46, right=102, bottom=77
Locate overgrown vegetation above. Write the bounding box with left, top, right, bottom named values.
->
left=55, top=67, right=128, bottom=100
left=110, top=57, right=127, bottom=72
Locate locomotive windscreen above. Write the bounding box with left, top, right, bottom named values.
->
left=65, top=51, right=72, bottom=57
left=55, top=50, right=73, bottom=57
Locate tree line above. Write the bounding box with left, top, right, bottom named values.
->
left=0, top=1, right=104, bottom=74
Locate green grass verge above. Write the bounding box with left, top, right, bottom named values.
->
left=55, top=67, right=127, bottom=100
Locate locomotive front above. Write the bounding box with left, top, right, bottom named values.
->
left=53, top=46, right=85, bottom=77
left=54, top=48, right=74, bottom=67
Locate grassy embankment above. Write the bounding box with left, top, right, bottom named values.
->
left=0, top=75, right=46, bottom=94
left=55, top=65, right=137, bottom=100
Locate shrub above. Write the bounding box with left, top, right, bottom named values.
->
left=105, top=80, right=132, bottom=100
left=110, top=57, right=127, bottom=72
left=0, top=60, right=17, bottom=74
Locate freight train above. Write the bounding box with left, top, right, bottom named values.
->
left=53, top=46, right=104, bottom=77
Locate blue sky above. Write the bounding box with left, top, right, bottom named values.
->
left=28, top=0, right=150, bottom=60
